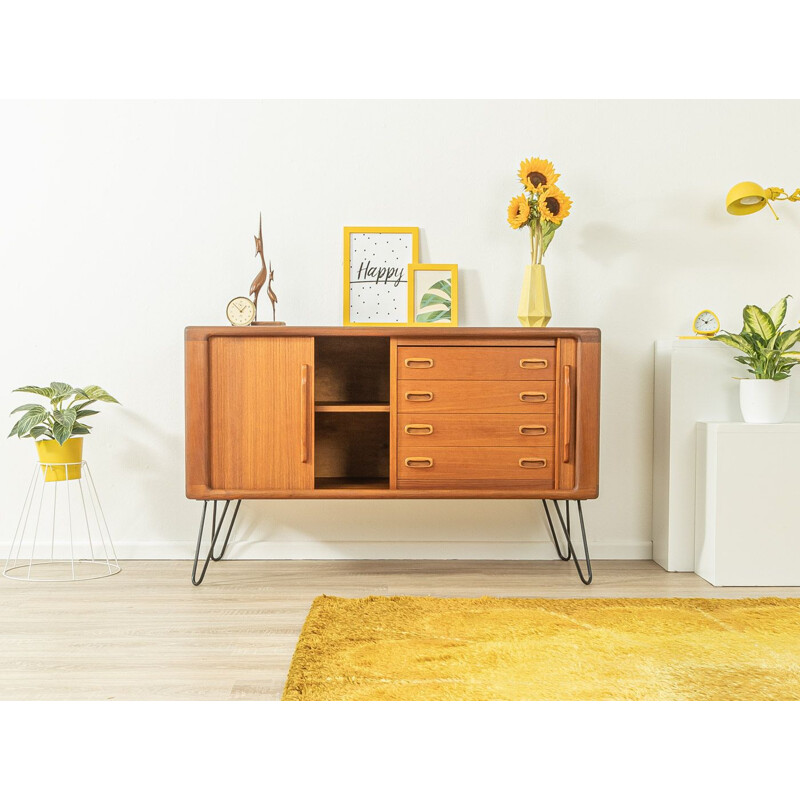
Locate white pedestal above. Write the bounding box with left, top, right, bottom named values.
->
left=695, top=423, right=800, bottom=587
left=652, top=339, right=800, bottom=572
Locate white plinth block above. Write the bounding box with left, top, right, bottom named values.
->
left=695, top=423, right=800, bottom=587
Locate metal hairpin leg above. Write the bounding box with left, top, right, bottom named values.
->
left=191, top=499, right=242, bottom=586
left=541, top=499, right=593, bottom=585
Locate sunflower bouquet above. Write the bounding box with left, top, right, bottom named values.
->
left=507, top=157, right=572, bottom=265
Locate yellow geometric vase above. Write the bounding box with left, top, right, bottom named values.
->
left=36, top=438, right=83, bottom=482
left=517, top=263, right=552, bottom=327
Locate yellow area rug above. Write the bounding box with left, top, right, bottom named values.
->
left=282, top=596, right=800, bottom=701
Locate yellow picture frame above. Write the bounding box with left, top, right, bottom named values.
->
left=343, top=227, right=419, bottom=326
left=407, top=264, right=458, bottom=327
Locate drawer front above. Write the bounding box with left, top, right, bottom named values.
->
left=398, top=446, right=554, bottom=482
left=398, top=413, right=555, bottom=447
left=398, top=346, right=555, bottom=381
left=398, top=380, right=555, bottom=414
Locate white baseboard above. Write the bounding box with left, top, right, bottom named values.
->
left=14, top=539, right=653, bottom=560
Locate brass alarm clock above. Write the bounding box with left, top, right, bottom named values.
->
left=226, top=296, right=256, bottom=326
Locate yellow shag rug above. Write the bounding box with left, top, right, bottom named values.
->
left=282, top=596, right=800, bottom=701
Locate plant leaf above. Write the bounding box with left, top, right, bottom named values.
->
left=712, top=333, right=754, bottom=355
left=71, top=424, right=92, bottom=436
left=27, top=425, right=51, bottom=439
left=52, top=421, right=72, bottom=445
left=13, top=385, right=55, bottom=399
left=75, top=408, right=100, bottom=419
left=10, top=403, right=46, bottom=416
left=53, top=408, right=77, bottom=429
left=49, top=381, right=73, bottom=396
left=768, top=296, right=790, bottom=328
left=16, top=409, right=48, bottom=437
left=540, top=219, right=560, bottom=256
left=777, top=328, right=800, bottom=351
left=743, top=305, right=776, bottom=340
left=81, top=385, right=120, bottom=404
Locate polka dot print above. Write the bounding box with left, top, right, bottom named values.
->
left=348, top=232, right=412, bottom=323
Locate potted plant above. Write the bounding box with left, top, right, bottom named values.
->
left=712, top=296, right=800, bottom=423
left=8, top=382, right=119, bottom=481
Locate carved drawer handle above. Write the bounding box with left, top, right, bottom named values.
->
left=519, top=424, right=547, bottom=436
left=405, top=358, right=434, bottom=368
left=405, top=457, right=434, bottom=468
left=519, top=391, right=548, bottom=403
left=520, top=358, right=549, bottom=369
left=405, top=391, right=434, bottom=402
left=404, top=424, right=434, bottom=435
left=519, top=458, right=548, bottom=469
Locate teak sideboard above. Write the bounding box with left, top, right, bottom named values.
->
left=184, top=327, right=601, bottom=584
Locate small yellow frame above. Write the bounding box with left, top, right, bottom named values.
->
left=407, top=264, right=458, bottom=328
left=343, top=227, right=419, bottom=326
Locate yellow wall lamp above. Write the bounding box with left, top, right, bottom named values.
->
left=726, top=182, right=800, bottom=220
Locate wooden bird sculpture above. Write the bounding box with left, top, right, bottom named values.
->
left=266, top=261, right=277, bottom=322
left=250, top=213, right=268, bottom=319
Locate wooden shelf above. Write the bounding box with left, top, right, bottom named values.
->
left=314, top=403, right=390, bottom=413
left=315, top=477, right=390, bottom=490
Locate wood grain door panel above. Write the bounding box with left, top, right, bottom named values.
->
left=398, top=346, right=555, bottom=381
left=398, top=413, right=555, bottom=447
left=398, top=379, right=555, bottom=414
left=208, top=336, right=314, bottom=490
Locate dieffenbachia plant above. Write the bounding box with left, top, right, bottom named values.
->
left=712, top=296, right=800, bottom=380
left=8, top=383, right=120, bottom=444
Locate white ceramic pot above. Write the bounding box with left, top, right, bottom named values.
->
left=739, top=378, right=791, bottom=423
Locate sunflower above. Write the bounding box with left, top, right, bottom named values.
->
left=507, top=194, right=531, bottom=229
left=537, top=186, right=572, bottom=223
left=518, top=157, right=560, bottom=193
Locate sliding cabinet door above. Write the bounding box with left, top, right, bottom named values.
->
left=208, top=336, right=314, bottom=491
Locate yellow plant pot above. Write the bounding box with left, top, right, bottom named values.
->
left=517, top=263, right=552, bottom=327
left=36, top=438, right=84, bottom=482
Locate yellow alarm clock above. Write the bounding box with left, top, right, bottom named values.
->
left=680, top=309, right=720, bottom=339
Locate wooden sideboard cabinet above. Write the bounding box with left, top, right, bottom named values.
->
left=184, top=327, right=601, bottom=583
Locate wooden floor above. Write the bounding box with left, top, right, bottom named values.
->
left=2, top=559, right=800, bottom=701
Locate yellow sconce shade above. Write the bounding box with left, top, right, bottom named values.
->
left=726, top=182, right=770, bottom=215
left=726, top=181, right=800, bottom=220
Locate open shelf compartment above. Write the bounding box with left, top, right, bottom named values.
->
left=314, top=412, right=390, bottom=490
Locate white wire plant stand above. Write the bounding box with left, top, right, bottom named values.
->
left=4, top=460, right=120, bottom=582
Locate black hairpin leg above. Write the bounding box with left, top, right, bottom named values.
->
left=191, top=499, right=242, bottom=586
left=541, top=499, right=593, bottom=585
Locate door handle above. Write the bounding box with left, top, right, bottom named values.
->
left=300, top=363, right=309, bottom=463
left=404, top=457, right=433, bottom=468
left=519, top=391, right=548, bottom=403
left=404, top=358, right=434, bottom=368
left=519, top=424, right=547, bottom=436
left=519, top=358, right=549, bottom=369
left=404, top=424, right=434, bottom=435
left=562, top=365, right=572, bottom=463
left=405, top=391, right=433, bottom=402
left=519, top=458, right=547, bottom=469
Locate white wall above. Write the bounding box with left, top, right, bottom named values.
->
left=2, top=100, right=799, bottom=560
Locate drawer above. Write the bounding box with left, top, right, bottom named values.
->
left=398, top=413, right=555, bottom=447
left=398, top=346, right=555, bottom=381
left=398, top=380, right=555, bottom=414
left=397, top=446, right=554, bottom=482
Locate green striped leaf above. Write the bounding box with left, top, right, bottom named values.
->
left=743, top=305, right=776, bottom=340
left=13, top=385, right=55, bottom=398
left=81, top=385, right=120, bottom=404
left=768, top=296, right=790, bottom=328
left=10, top=403, right=46, bottom=416
left=712, top=333, right=754, bottom=355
